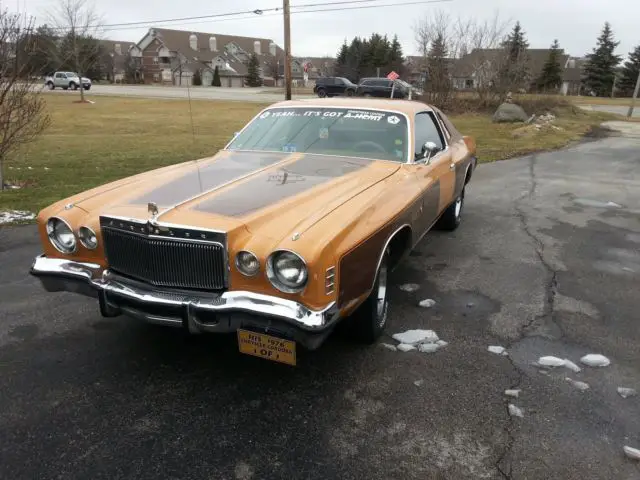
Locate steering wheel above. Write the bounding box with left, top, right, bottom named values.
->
left=352, top=140, right=387, bottom=154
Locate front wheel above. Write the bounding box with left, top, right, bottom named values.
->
left=84, top=85, right=91, bottom=90
left=349, top=249, right=389, bottom=344
left=46, top=82, right=54, bottom=90
left=69, top=82, right=78, bottom=90
left=436, top=187, right=465, bottom=231
left=345, top=89, right=354, bottom=97
left=317, top=88, right=327, bottom=98
left=363, top=92, right=372, bottom=98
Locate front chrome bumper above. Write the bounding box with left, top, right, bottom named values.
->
left=30, top=255, right=339, bottom=349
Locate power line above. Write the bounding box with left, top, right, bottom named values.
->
left=48, top=0, right=386, bottom=31
left=50, top=0, right=453, bottom=34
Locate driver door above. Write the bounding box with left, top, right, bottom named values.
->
left=411, top=111, right=456, bottom=238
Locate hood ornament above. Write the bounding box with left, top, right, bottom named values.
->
left=148, top=202, right=159, bottom=217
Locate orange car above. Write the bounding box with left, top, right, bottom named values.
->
left=30, top=98, right=477, bottom=365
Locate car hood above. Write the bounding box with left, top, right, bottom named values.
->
left=68, top=150, right=401, bottom=242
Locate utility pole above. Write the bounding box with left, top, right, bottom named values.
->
left=283, top=0, right=292, bottom=100
left=627, top=71, right=640, bottom=118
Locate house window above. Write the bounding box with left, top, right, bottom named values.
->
left=160, top=57, right=170, bottom=64
left=465, top=79, right=473, bottom=89
left=153, top=73, right=159, bottom=81
left=153, top=57, right=159, bottom=64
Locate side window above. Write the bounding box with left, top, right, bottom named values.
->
left=361, top=80, right=371, bottom=86
left=55, top=73, right=63, bottom=78
left=414, top=112, right=445, bottom=159
left=435, top=113, right=451, bottom=140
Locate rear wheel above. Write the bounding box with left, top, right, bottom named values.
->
left=69, top=82, right=78, bottom=90
left=317, top=88, right=327, bottom=98
left=346, top=89, right=354, bottom=97
left=436, top=187, right=465, bottom=231
left=46, top=82, right=54, bottom=90
left=349, top=249, right=389, bottom=344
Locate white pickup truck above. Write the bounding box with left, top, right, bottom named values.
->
left=44, top=72, right=92, bottom=91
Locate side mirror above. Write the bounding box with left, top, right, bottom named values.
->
left=416, top=141, right=439, bottom=163
left=233, top=131, right=239, bottom=137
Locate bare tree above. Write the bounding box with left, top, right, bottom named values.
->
left=0, top=11, right=51, bottom=191
left=414, top=10, right=511, bottom=106
left=46, top=0, right=103, bottom=102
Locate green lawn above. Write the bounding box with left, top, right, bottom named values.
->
left=0, top=95, right=621, bottom=218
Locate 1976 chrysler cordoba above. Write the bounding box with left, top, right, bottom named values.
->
left=30, top=98, right=477, bottom=365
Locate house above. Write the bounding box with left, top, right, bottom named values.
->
left=99, top=40, right=138, bottom=83
left=128, top=28, right=285, bottom=87
left=561, top=56, right=587, bottom=95
left=405, top=55, right=458, bottom=87
left=451, top=48, right=570, bottom=92
left=271, top=57, right=334, bottom=87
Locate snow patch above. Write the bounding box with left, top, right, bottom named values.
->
left=418, top=343, right=439, bottom=353
left=538, top=356, right=566, bottom=367
left=580, top=354, right=611, bottom=367
left=504, top=389, right=520, bottom=398
left=397, top=343, right=416, bottom=352
left=617, top=387, right=637, bottom=399
left=488, top=346, right=508, bottom=356
left=380, top=343, right=397, bottom=352
left=565, top=378, right=589, bottom=391
left=392, top=329, right=439, bottom=345
left=418, top=298, right=436, bottom=308
left=413, top=379, right=424, bottom=387
left=623, top=446, right=640, bottom=460
left=508, top=404, right=524, bottom=418
left=399, top=283, right=420, bottom=292
left=0, top=210, right=36, bottom=224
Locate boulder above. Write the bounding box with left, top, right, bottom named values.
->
left=492, top=103, right=528, bottom=123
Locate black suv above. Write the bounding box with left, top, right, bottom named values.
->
left=313, top=77, right=357, bottom=97
left=356, top=78, right=408, bottom=99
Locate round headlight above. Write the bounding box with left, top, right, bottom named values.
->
left=46, top=217, right=76, bottom=253
left=78, top=226, right=98, bottom=249
left=235, top=250, right=260, bottom=276
left=267, top=250, right=308, bottom=293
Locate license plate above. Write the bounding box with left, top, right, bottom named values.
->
left=237, top=329, right=296, bottom=366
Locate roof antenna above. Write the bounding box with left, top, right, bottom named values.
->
left=183, top=59, right=202, bottom=192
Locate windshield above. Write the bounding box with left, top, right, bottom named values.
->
left=227, top=107, right=408, bottom=162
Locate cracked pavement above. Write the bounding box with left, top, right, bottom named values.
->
left=1, top=130, right=639, bottom=479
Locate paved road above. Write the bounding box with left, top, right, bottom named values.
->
left=1, top=129, right=640, bottom=479
left=45, top=84, right=315, bottom=103
left=581, top=103, right=640, bottom=118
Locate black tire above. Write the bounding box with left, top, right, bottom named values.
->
left=69, top=82, right=78, bottom=90
left=317, top=88, right=327, bottom=98
left=436, top=186, right=465, bottom=231
left=84, top=85, right=91, bottom=90
left=345, top=89, right=354, bottom=97
left=46, top=82, right=54, bottom=90
left=349, top=249, right=390, bottom=344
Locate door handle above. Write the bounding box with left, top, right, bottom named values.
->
left=449, top=163, right=455, bottom=171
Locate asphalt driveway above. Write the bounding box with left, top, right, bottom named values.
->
left=1, top=128, right=639, bottom=479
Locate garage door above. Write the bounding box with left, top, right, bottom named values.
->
left=202, top=71, right=213, bottom=86
left=231, top=77, right=244, bottom=88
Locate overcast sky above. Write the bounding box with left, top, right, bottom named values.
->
left=17, top=0, right=640, bottom=59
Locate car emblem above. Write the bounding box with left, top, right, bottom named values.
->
left=387, top=115, right=400, bottom=125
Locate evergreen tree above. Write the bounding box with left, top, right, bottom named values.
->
left=212, top=65, right=221, bottom=86
left=497, top=21, right=530, bottom=92
left=582, top=22, right=622, bottom=97
left=426, top=32, right=449, bottom=91
left=618, top=44, right=640, bottom=97
left=192, top=68, right=202, bottom=86
left=335, top=41, right=348, bottom=77
left=387, top=35, right=405, bottom=76
left=536, top=39, right=563, bottom=92
left=245, top=53, right=262, bottom=87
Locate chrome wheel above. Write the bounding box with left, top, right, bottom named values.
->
left=376, top=262, right=388, bottom=327
left=455, top=196, right=462, bottom=219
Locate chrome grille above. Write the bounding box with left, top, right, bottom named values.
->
left=101, top=224, right=227, bottom=290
